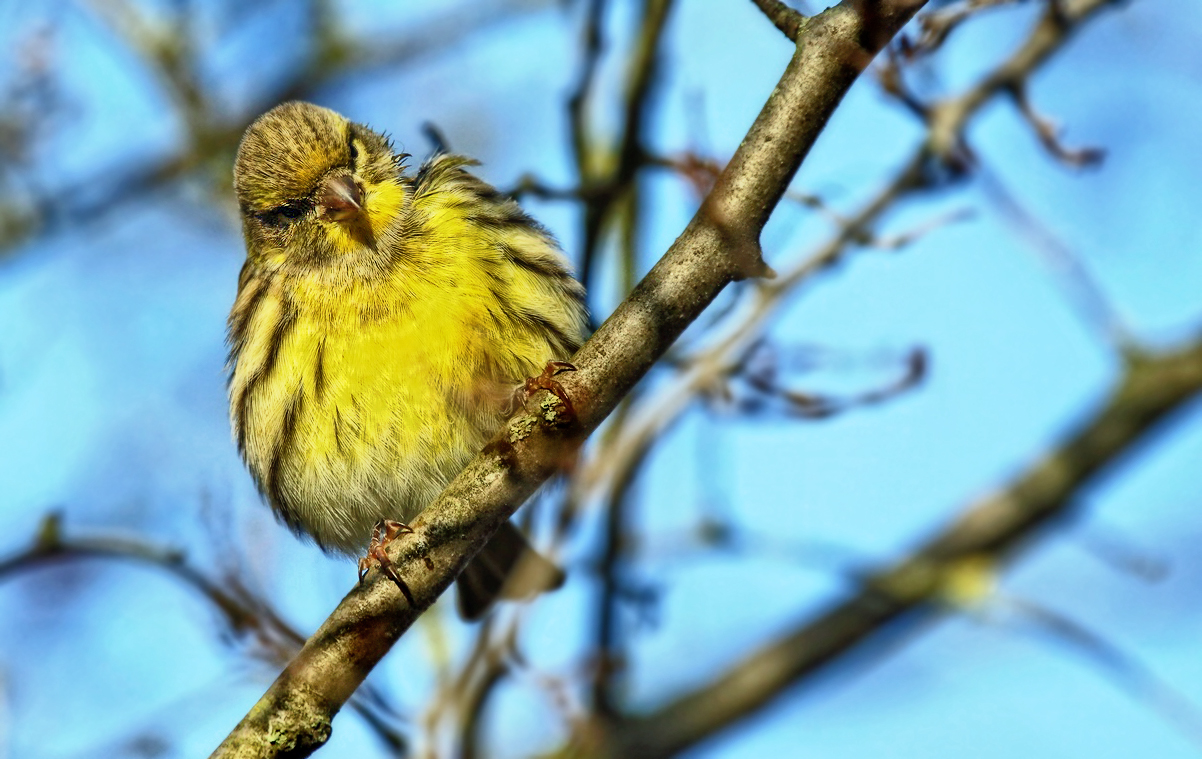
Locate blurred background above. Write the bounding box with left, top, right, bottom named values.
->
left=1, top=0, right=1201, bottom=757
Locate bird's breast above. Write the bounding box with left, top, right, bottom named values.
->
left=231, top=272, right=524, bottom=551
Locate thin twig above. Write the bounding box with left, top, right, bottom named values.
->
left=749, top=0, right=808, bottom=41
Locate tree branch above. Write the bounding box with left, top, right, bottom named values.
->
left=209, top=0, right=926, bottom=755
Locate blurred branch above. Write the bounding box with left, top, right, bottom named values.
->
left=725, top=344, right=927, bottom=419
left=573, top=0, right=673, bottom=292
left=588, top=0, right=676, bottom=719
left=210, top=0, right=926, bottom=754
left=977, top=162, right=1133, bottom=353
left=1074, top=526, right=1169, bottom=582
left=587, top=338, right=1202, bottom=758
left=271, top=0, right=559, bottom=104
left=909, top=0, right=1022, bottom=54
left=567, top=0, right=610, bottom=287
left=458, top=634, right=511, bottom=759
left=0, top=512, right=409, bottom=755
left=0, top=24, right=63, bottom=251
left=591, top=426, right=642, bottom=717
left=994, top=596, right=1202, bottom=746
left=925, top=0, right=1122, bottom=166
left=550, top=2, right=1139, bottom=752
left=84, top=0, right=210, bottom=135
left=1008, top=79, right=1106, bottom=167
left=5, top=0, right=555, bottom=252
left=0, top=512, right=297, bottom=656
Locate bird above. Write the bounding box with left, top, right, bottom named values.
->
left=227, top=101, right=587, bottom=619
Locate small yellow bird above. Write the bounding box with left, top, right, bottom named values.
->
left=228, top=101, right=587, bottom=618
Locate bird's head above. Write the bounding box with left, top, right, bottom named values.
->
left=233, top=101, right=408, bottom=264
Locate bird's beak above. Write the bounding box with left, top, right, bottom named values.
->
left=317, top=174, right=364, bottom=223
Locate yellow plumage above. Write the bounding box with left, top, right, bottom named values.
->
left=228, top=102, right=586, bottom=616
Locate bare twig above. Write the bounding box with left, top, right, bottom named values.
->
left=926, top=0, right=1122, bottom=163
left=910, top=0, right=1023, bottom=54
left=993, top=596, right=1202, bottom=747
left=750, top=0, right=809, bottom=42
left=574, top=0, right=674, bottom=291
left=1008, top=79, right=1106, bottom=166
left=728, top=344, right=927, bottom=419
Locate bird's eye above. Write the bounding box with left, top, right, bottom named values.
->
left=278, top=202, right=307, bottom=220
left=257, top=200, right=310, bottom=227
left=349, top=139, right=359, bottom=162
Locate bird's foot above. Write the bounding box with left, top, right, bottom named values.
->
left=523, top=361, right=577, bottom=420
left=358, top=519, right=416, bottom=606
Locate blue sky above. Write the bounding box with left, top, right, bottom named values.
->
left=1, top=1, right=1201, bottom=757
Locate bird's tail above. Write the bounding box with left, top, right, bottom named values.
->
left=456, top=521, right=565, bottom=621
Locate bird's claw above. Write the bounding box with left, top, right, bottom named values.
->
left=523, top=361, right=577, bottom=420
left=358, top=519, right=417, bottom=606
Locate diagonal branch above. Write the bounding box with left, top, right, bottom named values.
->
left=209, top=0, right=926, bottom=755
